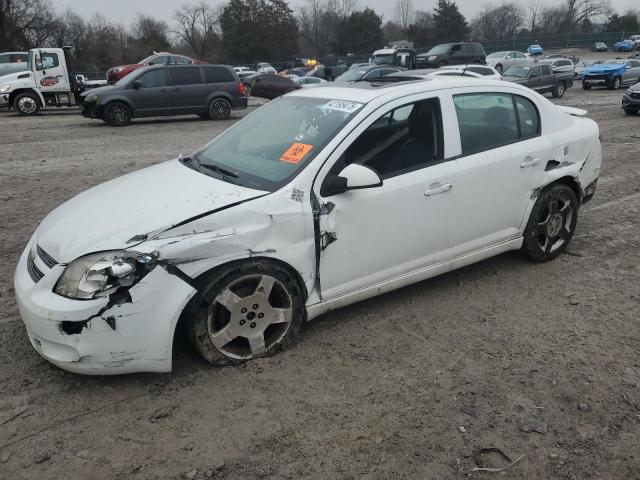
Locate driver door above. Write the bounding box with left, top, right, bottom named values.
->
left=313, top=94, right=458, bottom=300
left=34, top=51, right=69, bottom=92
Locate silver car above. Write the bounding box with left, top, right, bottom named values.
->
left=538, top=58, right=575, bottom=74
left=486, top=51, right=531, bottom=74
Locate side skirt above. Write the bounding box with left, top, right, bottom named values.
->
left=305, top=236, right=523, bottom=321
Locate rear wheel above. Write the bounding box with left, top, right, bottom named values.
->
left=209, top=98, right=231, bottom=120
left=103, top=101, right=132, bottom=126
left=187, top=261, right=304, bottom=365
left=552, top=81, right=566, bottom=98
left=13, top=92, right=40, bottom=115
left=521, top=184, right=578, bottom=262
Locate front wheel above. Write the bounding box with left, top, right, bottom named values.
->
left=209, top=98, right=231, bottom=120
left=582, top=82, right=591, bottom=90
left=609, top=76, right=621, bottom=90
left=521, top=184, right=579, bottom=262
left=13, top=92, right=40, bottom=115
left=103, top=101, right=132, bottom=126
left=187, top=261, right=304, bottom=365
left=552, top=81, right=566, bottom=98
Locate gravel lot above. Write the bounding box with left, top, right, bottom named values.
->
left=1, top=67, right=639, bottom=479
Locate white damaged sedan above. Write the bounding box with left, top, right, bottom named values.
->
left=15, top=77, right=602, bottom=374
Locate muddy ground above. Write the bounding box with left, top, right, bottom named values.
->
left=1, top=66, right=639, bottom=479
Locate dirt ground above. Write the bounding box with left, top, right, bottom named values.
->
left=1, top=60, right=639, bottom=479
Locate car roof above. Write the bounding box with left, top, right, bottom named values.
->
left=287, top=76, right=514, bottom=103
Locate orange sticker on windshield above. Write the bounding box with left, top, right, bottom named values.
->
left=280, top=143, right=313, bottom=164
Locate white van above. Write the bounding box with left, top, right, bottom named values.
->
left=629, top=35, right=640, bottom=46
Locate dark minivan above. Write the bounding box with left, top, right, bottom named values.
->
left=418, top=42, right=486, bottom=68
left=81, top=64, right=247, bottom=126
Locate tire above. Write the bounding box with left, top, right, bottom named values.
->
left=187, top=260, right=304, bottom=366
left=495, top=64, right=503, bottom=74
left=209, top=98, right=231, bottom=120
left=552, top=81, right=566, bottom=98
left=582, top=82, right=591, bottom=90
left=623, top=108, right=638, bottom=115
left=609, top=76, right=621, bottom=90
left=13, top=92, right=40, bottom=115
left=521, top=184, right=579, bottom=262
left=103, top=101, right=132, bottom=126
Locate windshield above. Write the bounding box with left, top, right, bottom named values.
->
left=427, top=44, right=452, bottom=55
left=372, top=54, right=394, bottom=65
left=504, top=66, right=531, bottom=78
left=139, top=54, right=156, bottom=64
left=487, top=51, right=508, bottom=59
left=194, top=96, right=364, bottom=191
left=335, top=68, right=368, bottom=81
left=114, top=68, right=144, bottom=86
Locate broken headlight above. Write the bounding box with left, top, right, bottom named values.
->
left=54, top=251, right=156, bottom=300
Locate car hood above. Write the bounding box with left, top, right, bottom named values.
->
left=0, top=70, right=32, bottom=84
left=35, top=159, right=268, bottom=263
left=80, top=85, right=118, bottom=97
left=629, top=82, right=640, bottom=92
left=584, top=64, right=625, bottom=75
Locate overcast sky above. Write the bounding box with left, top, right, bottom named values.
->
left=52, top=0, right=638, bottom=25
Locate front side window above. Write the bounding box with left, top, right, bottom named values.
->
left=172, top=55, right=192, bottom=64
left=135, top=69, right=168, bottom=88
left=454, top=93, right=540, bottom=155
left=339, top=98, right=443, bottom=179
left=540, top=65, right=551, bottom=75
left=195, top=97, right=363, bottom=191
left=38, top=52, right=59, bottom=70
left=169, top=67, right=202, bottom=85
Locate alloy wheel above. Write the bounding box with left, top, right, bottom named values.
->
left=207, top=274, right=293, bottom=360
left=18, top=97, right=37, bottom=114
left=108, top=104, right=128, bottom=124
left=210, top=99, right=231, bottom=120
left=534, top=198, right=574, bottom=255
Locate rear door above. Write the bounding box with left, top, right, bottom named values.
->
left=168, top=66, right=208, bottom=113
left=449, top=91, right=550, bottom=254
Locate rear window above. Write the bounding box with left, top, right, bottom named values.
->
left=204, top=66, right=235, bottom=83
left=169, top=67, right=202, bottom=85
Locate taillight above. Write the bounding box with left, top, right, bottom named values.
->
left=237, top=82, right=245, bottom=95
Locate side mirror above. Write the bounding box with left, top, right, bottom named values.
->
left=322, top=163, right=382, bottom=197
left=132, top=80, right=142, bottom=90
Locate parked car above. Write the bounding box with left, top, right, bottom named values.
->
left=237, top=70, right=257, bottom=79
left=243, top=73, right=300, bottom=100
left=306, top=66, right=348, bottom=81
left=256, top=62, right=277, bottom=74
left=628, top=35, right=640, bottom=47
left=233, top=66, right=251, bottom=73
left=294, top=76, right=327, bottom=87
left=527, top=44, right=544, bottom=55
left=574, top=60, right=601, bottom=79
left=485, top=51, right=531, bottom=74
left=622, top=81, right=640, bottom=114
left=81, top=64, right=247, bottom=126
left=349, top=62, right=369, bottom=70
left=335, top=65, right=405, bottom=82
left=537, top=58, right=575, bottom=74
left=14, top=76, right=602, bottom=374
left=436, top=64, right=502, bottom=79
left=503, top=64, right=573, bottom=98
left=417, top=42, right=486, bottom=68
left=0, top=51, right=28, bottom=77
left=543, top=53, right=579, bottom=64
left=107, top=52, right=202, bottom=84
left=592, top=42, right=608, bottom=52
left=614, top=40, right=635, bottom=52
left=370, top=48, right=417, bottom=69
left=582, top=59, right=640, bottom=90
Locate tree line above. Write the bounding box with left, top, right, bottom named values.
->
left=0, top=0, right=638, bottom=72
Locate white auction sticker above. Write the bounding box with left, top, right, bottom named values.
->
left=321, top=100, right=363, bottom=114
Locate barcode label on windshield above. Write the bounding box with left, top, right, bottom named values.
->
left=322, top=100, right=363, bottom=114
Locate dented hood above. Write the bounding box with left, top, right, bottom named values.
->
left=35, top=159, right=267, bottom=263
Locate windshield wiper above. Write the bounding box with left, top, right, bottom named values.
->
left=200, top=163, right=240, bottom=179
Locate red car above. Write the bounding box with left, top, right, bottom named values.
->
left=106, top=52, right=202, bottom=83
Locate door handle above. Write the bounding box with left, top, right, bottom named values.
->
left=520, top=157, right=541, bottom=168
left=424, top=183, right=453, bottom=196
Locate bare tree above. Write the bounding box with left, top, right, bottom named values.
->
left=526, top=0, right=544, bottom=35
left=0, top=0, right=59, bottom=49
left=563, top=0, right=612, bottom=26
left=173, top=1, right=221, bottom=60
left=471, top=2, right=524, bottom=40
left=394, top=0, right=415, bottom=35
left=299, top=0, right=331, bottom=56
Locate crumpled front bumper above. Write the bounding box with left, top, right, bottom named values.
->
left=14, top=240, right=196, bottom=375
left=0, top=94, right=9, bottom=107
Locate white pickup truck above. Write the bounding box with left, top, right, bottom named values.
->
left=0, top=47, right=83, bottom=115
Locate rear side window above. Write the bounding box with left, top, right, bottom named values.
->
left=172, top=55, right=192, bottom=65
left=170, top=67, right=202, bottom=85
left=454, top=93, right=540, bottom=155
left=204, top=66, right=235, bottom=83
left=10, top=54, right=27, bottom=62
